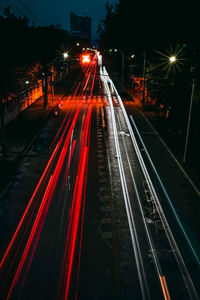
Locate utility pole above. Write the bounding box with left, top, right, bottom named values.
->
left=43, top=64, right=48, bottom=109
left=142, top=51, right=146, bottom=106
left=183, top=76, right=195, bottom=163
left=0, top=98, right=6, bottom=154
left=0, top=98, right=5, bottom=132
left=121, top=50, right=125, bottom=85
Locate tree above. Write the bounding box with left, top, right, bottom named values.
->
left=98, top=0, right=200, bottom=53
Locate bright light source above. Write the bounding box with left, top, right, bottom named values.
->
left=169, top=56, right=176, bottom=63
left=82, top=54, right=91, bottom=64
left=114, top=49, right=118, bottom=52
left=25, top=80, right=29, bottom=84
left=131, top=54, right=135, bottom=58
left=63, top=52, right=69, bottom=59
left=76, top=43, right=80, bottom=46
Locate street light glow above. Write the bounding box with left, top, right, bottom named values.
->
left=63, top=52, right=69, bottom=59
left=82, top=54, right=91, bottom=64
left=169, top=56, right=176, bottom=63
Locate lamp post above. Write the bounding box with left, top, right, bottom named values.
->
left=183, top=69, right=195, bottom=163
left=142, top=51, right=146, bottom=107
left=63, top=52, right=69, bottom=78
left=121, top=50, right=125, bottom=85
left=25, top=80, right=30, bottom=107
left=169, top=55, right=195, bottom=163
left=121, top=51, right=135, bottom=87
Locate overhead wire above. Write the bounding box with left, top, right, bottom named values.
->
left=16, top=0, right=43, bottom=25
left=6, top=0, right=43, bottom=25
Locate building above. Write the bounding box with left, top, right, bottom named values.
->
left=70, top=13, right=91, bottom=43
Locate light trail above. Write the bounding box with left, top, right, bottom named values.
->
left=130, top=115, right=200, bottom=267
left=116, top=113, right=171, bottom=300
left=7, top=175, right=54, bottom=300
left=0, top=140, right=60, bottom=269
left=81, top=53, right=97, bottom=97
left=100, top=65, right=150, bottom=300
left=60, top=104, right=92, bottom=300
left=64, top=147, right=88, bottom=300
left=129, top=116, right=199, bottom=300
left=6, top=106, right=82, bottom=299
left=1, top=51, right=101, bottom=299
left=101, top=62, right=198, bottom=299
left=75, top=116, right=91, bottom=300
left=49, top=110, right=70, bottom=150
left=99, top=53, right=199, bottom=299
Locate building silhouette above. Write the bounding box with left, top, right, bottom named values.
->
left=70, top=13, right=91, bottom=43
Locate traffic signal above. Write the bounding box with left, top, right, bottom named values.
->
left=81, top=54, right=91, bottom=64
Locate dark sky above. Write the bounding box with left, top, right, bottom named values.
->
left=1, top=0, right=118, bottom=40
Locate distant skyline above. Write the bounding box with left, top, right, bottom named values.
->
left=1, top=0, right=118, bottom=41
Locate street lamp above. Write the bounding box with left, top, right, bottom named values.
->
left=168, top=54, right=195, bottom=163
left=63, top=52, right=69, bottom=59
left=169, top=56, right=176, bottom=63
left=121, top=51, right=135, bottom=86
left=63, top=52, right=69, bottom=78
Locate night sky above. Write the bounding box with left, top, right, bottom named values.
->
left=1, top=0, right=118, bottom=40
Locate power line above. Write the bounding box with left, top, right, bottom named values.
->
left=16, top=0, right=43, bottom=25
left=6, top=0, right=43, bottom=26
left=6, top=0, right=26, bottom=17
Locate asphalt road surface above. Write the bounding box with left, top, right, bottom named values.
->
left=0, top=52, right=199, bottom=300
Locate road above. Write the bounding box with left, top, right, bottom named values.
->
left=0, top=51, right=199, bottom=299
left=99, top=59, right=200, bottom=299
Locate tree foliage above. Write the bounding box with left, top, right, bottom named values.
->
left=0, top=8, right=68, bottom=69
left=0, top=8, right=69, bottom=99
left=98, top=0, right=200, bottom=52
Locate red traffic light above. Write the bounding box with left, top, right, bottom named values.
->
left=81, top=54, right=91, bottom=64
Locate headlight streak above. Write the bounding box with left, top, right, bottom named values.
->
left=104, top=65, right=198, bottom=298
left=99, top=54, right=199, bottom=299
left=129, top=116, right=199, bottom=300
left=130, top=115, right=200, bottom=267
left=116, top=113, right=171, bottom=300
left=100, top=65, right=150, bottom=300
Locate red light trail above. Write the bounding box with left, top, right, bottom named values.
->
left=0, top=53, right=97, bottom=299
